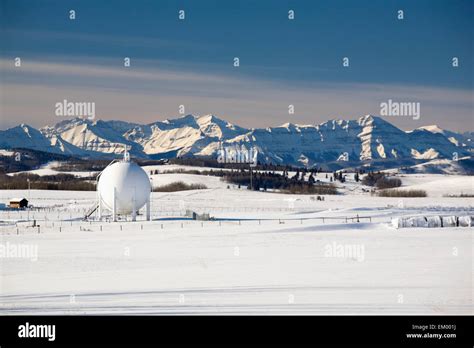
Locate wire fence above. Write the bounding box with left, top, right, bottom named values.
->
left=0, top=212, right=374, bottom=235
left=3, top=204, right=473, bottom=235
left=0, top=205, right=338, bottom=221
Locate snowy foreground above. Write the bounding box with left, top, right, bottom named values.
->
left=0, top=173, right=472, bottom=315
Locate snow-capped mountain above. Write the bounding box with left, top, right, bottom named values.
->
left=416, top=125, right=473, bottom=148
left=0, top=114, right=471, bottom=167
left=0, top=124, right=65, bottom=154
left=40, top=118, right=142, bottom=156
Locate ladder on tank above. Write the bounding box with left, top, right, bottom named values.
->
left=82, top=158, right=119, bottom=221
left=84, top=204, right=99, bottom=220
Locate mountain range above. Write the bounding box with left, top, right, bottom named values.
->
left=0, top=114, right=472, bottom=168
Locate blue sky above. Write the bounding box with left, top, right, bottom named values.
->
left=1, top=0, right=472, bottom=131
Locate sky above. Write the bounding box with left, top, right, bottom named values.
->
left=0, top=0, right=472, bottom=131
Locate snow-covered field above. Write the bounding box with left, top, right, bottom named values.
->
left=397, top=174, right=473, bottom=197
left=8, top=161, right=97, bottom=178
left=0, top=173, right=472, bottom=315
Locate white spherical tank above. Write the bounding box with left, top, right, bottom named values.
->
left=97, top=161, right=151, bottom=215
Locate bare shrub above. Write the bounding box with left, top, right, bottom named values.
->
left=0, top=173, right=95, bottom=191
left=362, top=172, right=402, bottom=189
left=153, top=181, right=207, bottom=192
left=283, top=183, right=337, bottom=195
left=443, top=193, right=474, bottom=198
left=375, top=177, right=402, bottom=189
left=377, top=189, right=427, bottom=197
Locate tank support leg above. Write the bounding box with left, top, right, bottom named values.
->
left=98, top=191, right=102, bottom=220
left=146, top=196, right=151, bottom=221
left=113, top=187, right=117, bottom=222
left=132, top=191, right=137, bottom=222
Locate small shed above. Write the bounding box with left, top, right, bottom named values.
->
left=9, top=198, right=28, bottom=209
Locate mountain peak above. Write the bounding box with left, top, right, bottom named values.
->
left=195, top=113, right=245, bottom=139
left=279, top=122, right=299, bottom=130
left=48, top=117, right=91, bottom=130
left=417, top=125, right=445, bottom=134
left=198, top=113, right=217, bottom=120
left=196, top=114, right=224, bottom=125
left=358, top=114, right=379, bottom=125
left=19, top=123, right=34, bottom=130
left=182, top=113, right=197, bottom=118
left=156, top=114, right=199, bottom=129
left=357, top=114, right=401, bottom=130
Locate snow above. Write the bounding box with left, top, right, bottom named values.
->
left=418, top=125, right=445, bottom=134
left=396, top=174, right=474, bottom=197
left=391, top=215, right=473, bottom=228
left=411, top=148, right=439, bottom=160
left=0, top=172, right=472, bottom=315
left=417, top=125, right=470, bottom=147
left=0, top=150, right=15, bottom=157
left=376, top=143, right=386, bottom=158
left=7, top=161, right=96, bottom=178
left=150, top=173, right=229, bottom=190
left=459, top=216, right=474, bottom=227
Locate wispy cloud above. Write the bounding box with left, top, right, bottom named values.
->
left=1, top=58, right=472, bottom=132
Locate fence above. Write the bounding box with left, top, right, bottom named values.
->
left=0, top=214, right=374, bottom=235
